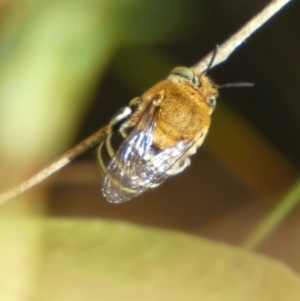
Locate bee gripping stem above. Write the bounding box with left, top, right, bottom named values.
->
left=0, top=0, right=293, bottom=205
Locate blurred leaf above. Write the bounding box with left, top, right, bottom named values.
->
left=0, top=0, right=118, bottom=171
left=0, top=213, right=42, bottom=301
left=1, top=218, right=299, bottom=301
left=0, top=0, right=198, bottom=185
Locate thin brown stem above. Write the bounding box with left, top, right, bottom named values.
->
left=192, top=0, right=293, bottom=74
left=0, top=126, right=108, bottom=204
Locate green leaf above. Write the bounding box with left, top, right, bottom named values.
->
left=1, top=218, right=299, bottom=301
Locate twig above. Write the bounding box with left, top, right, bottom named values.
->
left=0, top=0, right=293, bottom=204
left=0, top=126, right=108, bottom=204
left=192, top=0, right=293, bottom=74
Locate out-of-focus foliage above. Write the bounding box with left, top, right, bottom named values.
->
left=0, top=0, right=191, bottom=178
left=1, top=218, right=300, bottom=301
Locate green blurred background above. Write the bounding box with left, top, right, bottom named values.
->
left=0, top=0, right=299, bottom=299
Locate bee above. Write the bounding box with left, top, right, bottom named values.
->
left=98, top=47, right=252, bottom=203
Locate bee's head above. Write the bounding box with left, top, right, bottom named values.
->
left=168, top=45, right=253, bottom=114
left=168, top=66, right=219, bottom=114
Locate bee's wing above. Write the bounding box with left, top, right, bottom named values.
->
left=102, top=102, right=195, bottom=203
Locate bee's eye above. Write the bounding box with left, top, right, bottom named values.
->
left=208, top=97, right=216, bottom=109
left=171, top=66, right=196, bottom=83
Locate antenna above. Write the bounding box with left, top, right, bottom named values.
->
left=217, top=82, right=254, bottom=89
left=203, top=45, right=219, bottom=74
left=203, top=45, right=254, bottom=89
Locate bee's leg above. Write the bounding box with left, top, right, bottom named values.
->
left=113, top=97, right=143, bottom=138
left=98, top=139, right=109, bottom=174
left=129, top=97, right=142, bottom=112
left=109, top=106, right=132, bottom=127
left=99, top=98, right=142, bottom=174
left=167, top=157, right=191, bottom=176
